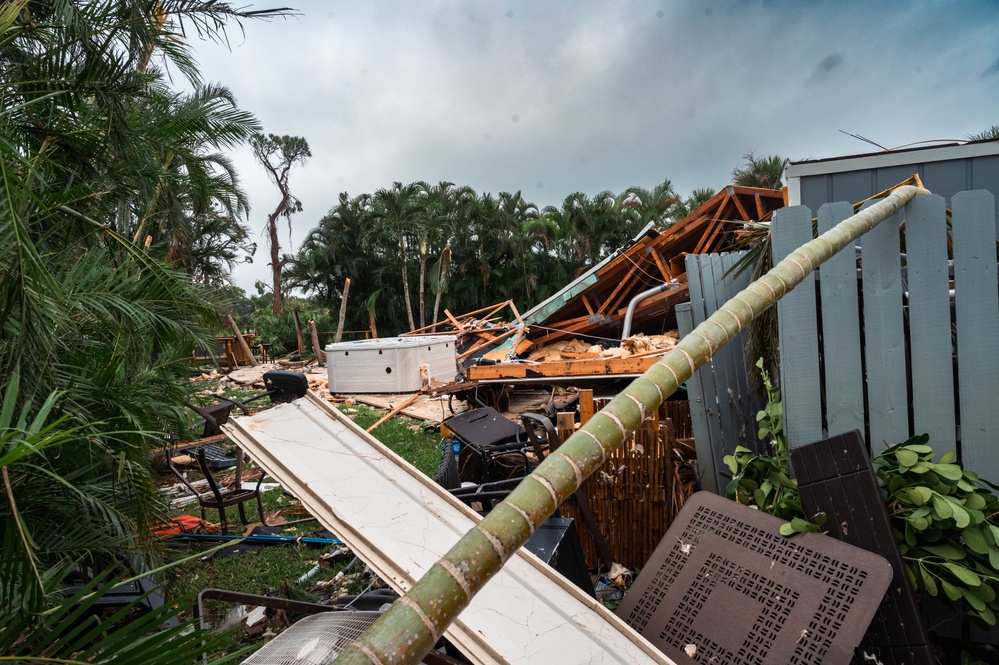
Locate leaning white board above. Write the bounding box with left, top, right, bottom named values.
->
left=223, top=393, right=674, bottom=665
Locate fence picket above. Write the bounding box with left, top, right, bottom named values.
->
left=952, top=190, right=999, bottom=470
left=818, top=201, right=866, bottom=438
left=905, top=194, right=956, bottom=454
left=860, top=201, right=909, bottom=452
left=772, top=205, right=823, bottom=447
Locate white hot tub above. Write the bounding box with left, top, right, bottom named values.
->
left=325, top=336, right=458, bottom=393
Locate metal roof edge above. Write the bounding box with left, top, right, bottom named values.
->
left=787, top=140, right=999, bottom=178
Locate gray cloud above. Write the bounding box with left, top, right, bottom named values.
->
left=982, top=57, right=999, bottom=78
left=186, top=0, right=999, bottom=291
left=807, top=54, right=844, bottom=86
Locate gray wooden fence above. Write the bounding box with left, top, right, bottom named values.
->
left=677, top=253, right=767, bottom=493
left=773, top=190, right=998, bottom=471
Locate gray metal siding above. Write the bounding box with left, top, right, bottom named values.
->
left=799, top=155, right=999, bottom=218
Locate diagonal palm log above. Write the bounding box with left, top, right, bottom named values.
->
left=334, top=185, right=929, bottom=665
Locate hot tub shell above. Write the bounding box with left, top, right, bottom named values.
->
left=325, top=336, right=458, bottom=393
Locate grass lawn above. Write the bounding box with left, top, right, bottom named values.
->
left=159, top=380, right=444, bottom=657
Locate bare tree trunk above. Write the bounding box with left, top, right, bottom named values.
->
left=367, top=309, right=378, bottom=340
left=309, top=320, right=324, bottom=366
left=269, top=207, right=284, bottom=315
left=336, top=278, right=351, bottom=344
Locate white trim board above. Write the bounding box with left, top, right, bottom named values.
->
left=223, top=393, right=674, bottom=665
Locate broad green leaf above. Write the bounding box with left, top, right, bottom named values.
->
left=946, top=563, right=982, bottom=587
left=919, top=565, right=938, bottom=596
left=950, top=503, right=971, bottom=529
left=939, top=450, right=955, bottom=464
left=896, top=449, right=919, bottom=468
left=967, top=582, right=996, bottom=603
left=960, top=587, right=987, bottom=611
left=965, top=493, right=987, bottom=511
left=903, top=444, right=933, bottom=454
left=903, top=486, right=933, bottom=505
left=922, top=543, right=967, bottom=560
left=935, top=464, right=964, bottom=481
left=941, top=578, right=963, bottom=602
left=932, top=494, right=953, bottom=520
left=963, top=526, right=990, bottom=555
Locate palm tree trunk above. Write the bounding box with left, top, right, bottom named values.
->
left=332, top=186, right=929, bottom=665
left=418, top=237, right=428, bottom=329
left=399, top=230, right=416, bottom=331
left=432, top=245, right=451, bottom=325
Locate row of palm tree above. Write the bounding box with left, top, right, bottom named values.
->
left=0, top=0, right=291, bottom=628
left=285, top=181, right=716, bottom=336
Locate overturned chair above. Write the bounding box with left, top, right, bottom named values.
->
left=168, top=370, right=314, bottom=534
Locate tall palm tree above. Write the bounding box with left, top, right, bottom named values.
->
left=617, top=179, right=681, bottom=230
left=0, top=0, right=293, bottom=621
left=370, top=182, right=424, bottom=331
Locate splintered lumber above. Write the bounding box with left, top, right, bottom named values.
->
left=466, top=355, right=664, bottom=381
left=335, top=278, right=351, bottom=344
left=365, top=392, right=423, bottom=432
left=225, top=314, right=258, bottom=367
left=309, top=320, right=324, bottom=366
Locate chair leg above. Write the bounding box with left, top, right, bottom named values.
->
left=218, top=509, right=229, bottom=535
left=237, top=502, right=250, bottom=526
left=255, top=495, right=273, bottom=527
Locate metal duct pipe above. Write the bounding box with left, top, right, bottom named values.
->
left=621, top=281, right=679, bottom=339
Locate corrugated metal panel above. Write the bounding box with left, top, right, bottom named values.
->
left=223, top=394, right=675, bottom=665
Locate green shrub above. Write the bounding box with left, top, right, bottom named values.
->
left=877, top=434, right=999, bottom=626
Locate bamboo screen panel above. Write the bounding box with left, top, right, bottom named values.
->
left=555, top=399, right=695, bottom=570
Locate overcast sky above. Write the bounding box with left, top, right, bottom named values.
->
left=183, top=0, right=999, bottom=293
